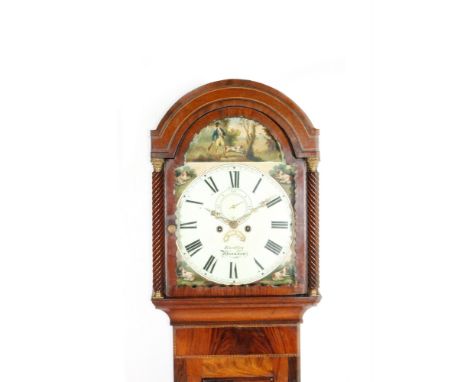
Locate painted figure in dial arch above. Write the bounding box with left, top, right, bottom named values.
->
left=175, top=117, right=296, bottom=287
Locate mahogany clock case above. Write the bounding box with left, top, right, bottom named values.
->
left=150, top=79, right=320, bottom=382
left=151, top=79, right=320, bottom=300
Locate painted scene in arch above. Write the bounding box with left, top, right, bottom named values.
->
left=174, top=117, right=298, bottom=288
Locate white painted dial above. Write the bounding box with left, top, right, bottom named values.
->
left=175, top=163, right=294, bottom=285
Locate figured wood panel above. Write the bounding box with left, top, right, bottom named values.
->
left=202, top=378, right=273, bottom=382
left=203, top=357, right=274, bottom=379
left=175, top=358, right=188, bottom=382
left=175, top=326, right=298, bottom=356
left=177, top=357, right=273, bottom=381
left=175, top=356, right=294, bottom=382
left=288, top=357, right=298, bottom=382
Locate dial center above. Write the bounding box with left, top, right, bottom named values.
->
left=215, top=189, right=252, bottom=221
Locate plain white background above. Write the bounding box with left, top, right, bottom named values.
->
left=1, top=1, right=467, bottom=381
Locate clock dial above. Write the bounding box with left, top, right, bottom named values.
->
left=175, top=164, right=294, bottom=285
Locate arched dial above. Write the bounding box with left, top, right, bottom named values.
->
left=175, top=164, right=294, bottom=285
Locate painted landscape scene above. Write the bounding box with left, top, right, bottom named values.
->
left=185, top=117, right=283, bottom=162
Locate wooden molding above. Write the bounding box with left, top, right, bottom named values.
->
left=154, top=296, right=320, bottom=326
left=151, top=79, right=319, bottom=159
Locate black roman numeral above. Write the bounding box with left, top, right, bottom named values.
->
left=266, top=196, right=282, bottom=208
left=229, top=171, right=240, bottom=188
left=203, top=255, right=217, bottom=273
left=185, top=239, right=203, bottom=256
left=252, top=177, right=262, bottom=193
left=265, top=239, right=282, bottom=255
left=186, top=199, right=203, bottom=205
left=204, top=176, right=219, bottom=193
left=271, top=221, right=289, bottom=229
left=254, top=258, right=264, bottom=271
left=180, top=221, right=197, bottom=229
left=229, top=262, right=238, bottom=279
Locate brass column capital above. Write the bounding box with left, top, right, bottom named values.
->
left=309, top=288, right=320, bottom=297
left=151, top=158, right=165, bottom=172
left=152, top=290, right=163, bottom=299
left=306, top=155, right=320, bottom=172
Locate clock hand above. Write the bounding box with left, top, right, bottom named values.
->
left=235, top=198, right=271, bottom=224
left=230, top=201, right=244, bottom=209
left=205, top=207, right=242, bottom=229
left=204, top=207, right=235, bottom=226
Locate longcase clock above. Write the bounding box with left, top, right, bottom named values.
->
left=151, top=79, right=320, bottom=382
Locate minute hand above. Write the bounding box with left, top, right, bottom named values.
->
left=236, top=199, right=270, bottom=224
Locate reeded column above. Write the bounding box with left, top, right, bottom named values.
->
left=152, top=158, right=165, bottom=299
left=306, top=155, right=320, bottom=297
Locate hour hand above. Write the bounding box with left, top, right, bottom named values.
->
left=204, top=207, right=232, bottom=224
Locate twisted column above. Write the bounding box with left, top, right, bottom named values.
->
left=306, top=156, right=320, bottom=297
left=152, top=158, right=165, bottom=299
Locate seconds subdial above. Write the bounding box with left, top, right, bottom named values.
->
left=215, top=188, right=252, bottom=222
